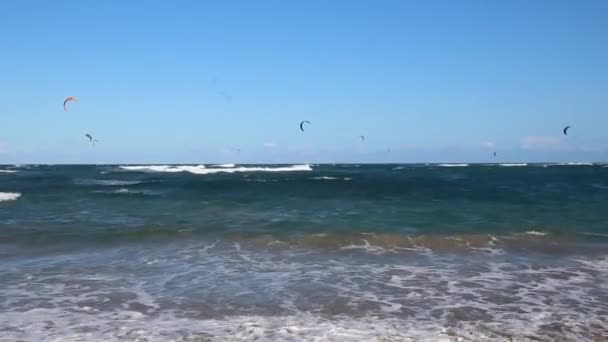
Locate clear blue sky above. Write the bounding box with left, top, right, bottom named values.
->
left=1, top=0, right=606, bottom=164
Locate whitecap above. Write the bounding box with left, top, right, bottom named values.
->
left=94, top=188, right=156, bottom=195
left=119, top=164, right=312, bottom=174
left=438, top=163, right=469, bottom=167
left=499, top=163, right=528, bottom=167
left=0, top=170, right=17, bottom=173
left=548, top=162, right=594, bottom=166
left=212, top=164, right=236, bottom=168
left=75, top=179, right=144, bottom=186
left=312, top=176, right=351, bottom=181
left=522, top=231, right=548, bottom=236
left=119, top=165, right=197, bottom=173
left=0, top=192, right=21, bottom=202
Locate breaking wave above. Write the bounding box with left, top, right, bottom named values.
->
left=499, top=163, right=528, bottom=167
left=0, top=192, right=21, bottom=202
left=119, top=164, right=312, bottom=174
left=438, top=163, right=469, bottom=167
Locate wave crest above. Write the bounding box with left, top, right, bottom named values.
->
left=75, top=179, right=144, bottom=186
left=0, top=192, right=21, bottom=202
left=438, top=163, right=469, bottom=167
left=119, top=164, right=312, bottom=174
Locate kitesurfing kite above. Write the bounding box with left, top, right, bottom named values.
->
left=63, top=97, right=77, bottom=112
left=563, top=125, right=571, bottom=136
left=84, top=133, right=98, bottom=145
left=360, top=135, right=366, bottom=142
left=219, top=90, right=232, bottom=102
left=299, top=121, right=311, bottom=132
left=493, top=151, right=497, bottom=157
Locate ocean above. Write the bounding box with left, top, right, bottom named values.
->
left=1, top=163, right=607, bottom=341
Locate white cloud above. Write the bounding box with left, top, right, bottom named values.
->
left=263, top=142, right=277, bottom=148
left=482, top=141, right=495, bottom=149
left=521, top=136, right=562, bottom=150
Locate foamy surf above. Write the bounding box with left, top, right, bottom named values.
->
left=0, top=169, right=17, bottom=173
left=2, top=239, right=606, bottom=342
left=119, top=164, right=312, bottom=174
left=212, top=163, right=236, bottom=168
left=0, top=192, right=21, bottom=202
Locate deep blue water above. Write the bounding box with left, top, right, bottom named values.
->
left=2, top=163, right=608, bottom=239
left=1, top=164, right=607, bottom=341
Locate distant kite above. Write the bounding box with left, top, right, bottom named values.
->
left=84, top=133, right=98, bottom=145
left=63, top=97, right=77, bottom=112
left=219, top=90, right=232, bottom=102
left=360, top=135, right=366, bottom=142
left=563, top=125, right=571, bottom=136
left=493, top=151, right=497, bottom=157
left=300, top=120, right=311, bottom=132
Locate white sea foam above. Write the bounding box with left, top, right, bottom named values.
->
left=499, top=163, right=528, bottom=167
left=438, top=163, right=469, bottom=167
left=566, top=162, right=593, bottom=166
left=212, top=163, right=236, bottom=168
left=0, top=192, right=21, bottom=202
left=75, top=179, right=144, bottom=186
left=0, top=309, right=520, bottom=342
left=0, top=169, right=17, bottom=173
left=2, top=251, right=605, bottom=341
left=312, top=176, right=351, bottom=181
left=548, top=162, right=594, bottom=166
left=94, top=188, right=156, bottom=196
left=120, top=165, right=195, bottom=173
left=120, top=164, right=312, bottom=174
left=2, top=240, right=607, bottom=342
left=522, top=230, right=548, bottom=236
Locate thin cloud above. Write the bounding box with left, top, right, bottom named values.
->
left=482, top=141, right=495, bottom=149
left=521, top=136, right=562, bottom=150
